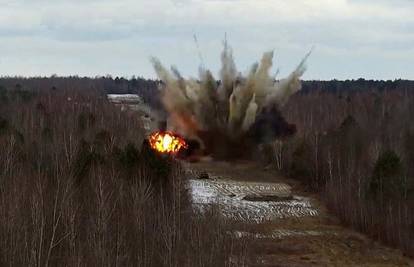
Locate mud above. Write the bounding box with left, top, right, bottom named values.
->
left=186, top=161, right=414, bottom=267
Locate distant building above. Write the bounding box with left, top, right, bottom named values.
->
left=107, top=94, right=143, bottom=105
left=107, top=94, right=157, bottom=133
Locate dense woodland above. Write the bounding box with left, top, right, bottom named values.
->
left=0, top=76, right=413, bottom=259
left=0, top=83, right=247, bottom=266
left=279, top=80, right=414, bottom=257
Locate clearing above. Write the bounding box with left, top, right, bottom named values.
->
left=185, top=160, right=413, bottom=267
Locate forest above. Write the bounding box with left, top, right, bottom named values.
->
left=0, top=83, right=248, bottom=266
left=278, top=79, right=414, bottom=257
left=0, top=76, right=413, bottom=262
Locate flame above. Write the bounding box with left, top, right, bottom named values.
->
left=149, top=131, right=187, bottom=154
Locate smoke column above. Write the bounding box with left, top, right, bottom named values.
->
left=151, top=42, right=310, bottom=158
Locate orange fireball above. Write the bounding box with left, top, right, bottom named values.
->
left=149, top=131, right=187, bottom=154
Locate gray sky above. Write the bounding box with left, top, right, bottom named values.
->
left=0, top=0, right=413, bottom=80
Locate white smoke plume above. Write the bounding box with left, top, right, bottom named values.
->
left=151, top=42, right=310, bottom=152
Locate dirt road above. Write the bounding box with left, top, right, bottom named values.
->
left=185, top=160, right=413, bottom=267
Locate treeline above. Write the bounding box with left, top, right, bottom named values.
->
left=2, top=76, right=414, bottom=111
left=270, top=85, right=414, bottom=257
left=0, top=86, right=247, bottom=266
left=0, top=76, right=163, bottom=110
left=302, top=79, right=414, bottom=93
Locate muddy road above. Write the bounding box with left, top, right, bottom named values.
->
left=185, top=161, right=413, bottom=267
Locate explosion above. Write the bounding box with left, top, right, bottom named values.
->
left=149, top=131, right=187, bottom=154
left=151, top=41, right=311, bottom=158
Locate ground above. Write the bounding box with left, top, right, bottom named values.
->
left=185, top=160, right=414, bottom=267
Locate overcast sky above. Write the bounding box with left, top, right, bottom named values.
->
left=0, top=0, right=413, bottom=80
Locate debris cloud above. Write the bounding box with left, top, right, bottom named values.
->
left=151, top=42, right=310, bottom=158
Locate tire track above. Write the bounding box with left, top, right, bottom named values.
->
left=189, top=178, right=319, bottom=222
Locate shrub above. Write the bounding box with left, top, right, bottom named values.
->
left=77, top=112, right=96, bottom=132
left=289, top=139, right=313, bottom=184
left=72, top=139, right=105, bottom=182
left=0, top=116, right=9, bottom=135
left=369, top=150, right=406, bottom=202
left=117, top=142, right=140, bottom=170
